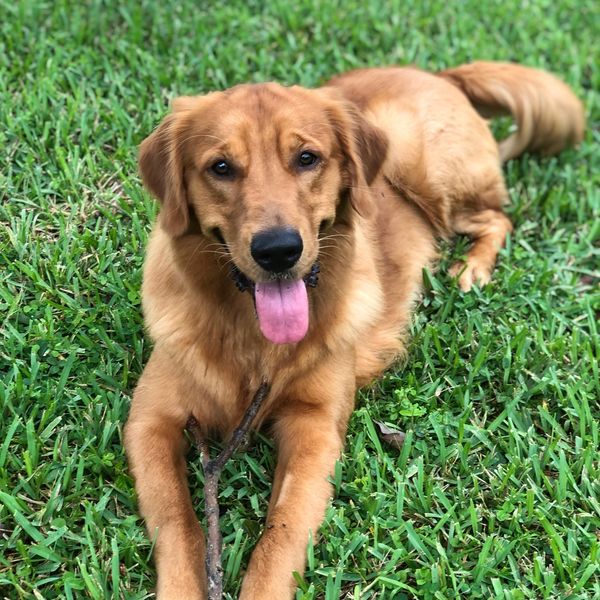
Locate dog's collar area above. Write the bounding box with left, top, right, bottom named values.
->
left=229, top=262, right=320, bottom=293
left=229, top=265, right=254, bottom=292
left=304, top=262, right=320, bottom=288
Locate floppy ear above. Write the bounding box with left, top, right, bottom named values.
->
left=139, top=109, right=190, bottom=237
left=321, top=94, right=388, bottom=217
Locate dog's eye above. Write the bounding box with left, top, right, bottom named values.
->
left=297, top=151, right=319, bottom=168
left=211, top=160, right=233, bottom=177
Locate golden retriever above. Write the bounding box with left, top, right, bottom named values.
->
left=124, top=62, right=584, bottom=598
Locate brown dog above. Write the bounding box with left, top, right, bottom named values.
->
left=124, top=62, right=584, bottom=598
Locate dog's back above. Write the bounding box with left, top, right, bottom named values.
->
left=328, top=63, right=584, bottom=290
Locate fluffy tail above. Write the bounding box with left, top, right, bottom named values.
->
left=438, top=61, right=585, bottom=162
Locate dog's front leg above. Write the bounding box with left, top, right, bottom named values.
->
left=240, top=373, right=352, bottom=599
left=125, top=354, right=206, bottom=599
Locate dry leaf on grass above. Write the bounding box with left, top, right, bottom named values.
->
left=375, top=421, right=406, bottom=449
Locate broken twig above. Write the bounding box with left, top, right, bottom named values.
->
left=186, top=380, right=270, bottom=600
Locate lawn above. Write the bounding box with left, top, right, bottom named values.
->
left=1, top=0, right=599, bottom=598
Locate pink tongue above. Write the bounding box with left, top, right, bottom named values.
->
left=255, top=279, right=309, bottom=344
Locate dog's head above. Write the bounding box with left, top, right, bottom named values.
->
left=139, top=83, right=387, bottom=344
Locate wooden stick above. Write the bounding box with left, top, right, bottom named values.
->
left=186, top=381, right=270, bottom=600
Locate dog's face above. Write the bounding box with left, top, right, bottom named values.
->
left=139, top=83, right=387, bottom=343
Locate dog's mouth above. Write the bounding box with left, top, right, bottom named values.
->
left=229, top=263, right=319, bottom=345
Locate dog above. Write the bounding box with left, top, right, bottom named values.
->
left=124, top=62, right=584, bottom=599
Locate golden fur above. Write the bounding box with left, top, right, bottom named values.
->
left=124, top=62, right=584, bottom=598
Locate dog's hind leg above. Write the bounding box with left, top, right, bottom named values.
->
left=449, top=208, right=513, bottom=291
left=445, top=156, right=513, bottom=291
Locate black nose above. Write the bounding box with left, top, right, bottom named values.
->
left=250, top=227, right=303, bottom=273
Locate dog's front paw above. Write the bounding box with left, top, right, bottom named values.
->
left=156, top=566, right=206, bottom=600
left=156, top=580, right=205, bottom=600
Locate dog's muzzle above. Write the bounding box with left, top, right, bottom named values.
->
left=229, top=262, right=320, bottom=293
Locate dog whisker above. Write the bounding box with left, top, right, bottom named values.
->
left=203, top=242, right=229, bottom=250
left=318, top=233, right=351, bottom=243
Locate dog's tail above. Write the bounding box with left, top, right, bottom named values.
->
left=438, top=61, right=585, bottom=162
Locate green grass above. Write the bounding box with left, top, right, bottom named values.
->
left=1, top=0, right=599, bottom=598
